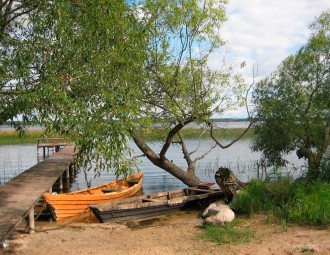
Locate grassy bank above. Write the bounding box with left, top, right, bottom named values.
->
left=0, top=130, right=45, bottom=145
left=232, top=179, right=330, bottom=227
left=139, top=127, right=254, bottom=141
left=0, top=128, right=254, bottom=145
left=201, top=179, right=330, bottom=246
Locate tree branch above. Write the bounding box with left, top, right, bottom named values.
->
left=159, top=118, right=194, bottom=158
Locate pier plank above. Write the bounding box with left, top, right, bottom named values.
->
left=0, top=146, right=76, bottom=243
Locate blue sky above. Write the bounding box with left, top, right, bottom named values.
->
left=212, top=0, right=329, bottom=118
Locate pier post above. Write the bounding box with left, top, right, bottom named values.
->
left=64, top=179, right=70, bottom=191
left=65, top=167, right=70, bottom=179
left=28, top=208, right=35, bottom=234
left=59, top=176, right=63, bottom=190
left=69, top=163, right=74, bottom=177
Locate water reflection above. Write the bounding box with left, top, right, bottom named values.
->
left=0, top=145, right=37, bottom=185
left=0, top=139, right=306, bottom=193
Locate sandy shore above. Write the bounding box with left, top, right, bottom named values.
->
left=2, top=210, right=330, bottom=255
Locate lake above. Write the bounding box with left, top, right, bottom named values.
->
left=0, top=137, right=306, bottom=194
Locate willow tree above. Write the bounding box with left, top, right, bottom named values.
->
left=1, top=0, right=250, bottom=185
left=252, top=11, right=330, bottom=180
left=1, top=0, right=147, bottom=176
left=128, top=0, right=249, bottom=186
left=1, top=1, right=38, bottom=125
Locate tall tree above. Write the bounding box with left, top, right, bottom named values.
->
left=1, top=0, right=147, bottom=176
left=252, top=10, right=330, bottom=180
left=128, top=0, right=250, bottom=186
left=1, top=0, right=38, bottom=124
left=1, top=0, right=251, bottom=184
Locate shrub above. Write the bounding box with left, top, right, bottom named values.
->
left=283, top=182, right=330, bottom=226
left=232, top=179, right=330, bottom=227
left=231, top=179, right=272, bottom=214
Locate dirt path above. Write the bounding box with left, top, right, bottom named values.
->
left=2, top=210, right=330, bottom=255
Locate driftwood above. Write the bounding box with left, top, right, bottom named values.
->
left=214, top=167, right=246, bottom=203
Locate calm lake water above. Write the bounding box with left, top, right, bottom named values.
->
left=0, top=137, right=306, bottom=194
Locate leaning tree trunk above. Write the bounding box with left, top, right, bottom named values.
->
left=130, top=130, right=204, bottom=187
left=297, top=147, right=321, bottom=179
left=299, top=122, right=330, bottom=179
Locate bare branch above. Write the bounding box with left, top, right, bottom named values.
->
left=194, top=142, right=217, bottom=162
left=209, top=121, right=253, bottom=149
left=188, top=129, right=208, bottom=155
left=159, top=118, right=194, bottom=158
left=177, top=131, right=193, bottom=165
left=245, top=58, right=258, bottom=120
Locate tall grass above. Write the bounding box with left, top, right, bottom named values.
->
left=0, top=130, right=45, bottom=145
left=282, top=182, right=330, bottom=226
left=1, top=127, right=253, bottom=144
left=137, top=128, right=254, bottom=141
left=232, top=178, right=330, bottom=227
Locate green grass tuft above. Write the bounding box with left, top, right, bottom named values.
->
left=200, top=221, right=255, bottom=245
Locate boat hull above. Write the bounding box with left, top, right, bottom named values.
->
left=43, top=173, right=143, bottom=221
left=89, top=188, right=224, bottom=222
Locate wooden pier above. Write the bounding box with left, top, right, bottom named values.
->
left=37, top=137, right=68, bottom=160
left=0, top=144, right=77, bottom=247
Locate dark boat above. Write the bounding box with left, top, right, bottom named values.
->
left=89, top=187, right=224, bottom=222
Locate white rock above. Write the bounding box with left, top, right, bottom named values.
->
left=202, top=200, right=235, bottom=226
left=205, top=207, right=235, bottom=226
left=202, top=200, right=227, bottom=218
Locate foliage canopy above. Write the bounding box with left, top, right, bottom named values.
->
left=1, top=0, right=251, bottom=183
left=251, top=10, right=330, bottom=180
left=1, top=0, right=147, bottom=177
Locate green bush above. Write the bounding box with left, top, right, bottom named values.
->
left=320, top=155, right=330, bottom=182
left=283, top=182, right=330, bottom=226
left=232, top=179, right=330, bottom=227
left=231, top=179, right=273, bottom=214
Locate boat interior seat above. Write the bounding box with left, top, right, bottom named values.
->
left=142, top=198, right=161, bottom=202
left=102, top=188, right=123, bottom=193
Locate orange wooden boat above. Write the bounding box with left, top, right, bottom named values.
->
left=43, top=172, right=143, bottom=221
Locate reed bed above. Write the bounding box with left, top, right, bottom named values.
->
left=0, top=130, right=46, bottom=145
left=0, top=127, right=254, bottom=145
left=136, top=128, right=254, bottom=141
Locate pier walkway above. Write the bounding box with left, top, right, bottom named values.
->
left=0, top=145, right=77, bottom=246
left=37, top=137, right=68, bottom=160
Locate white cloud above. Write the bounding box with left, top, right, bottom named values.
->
left=214, top=0, right=329, bottom=118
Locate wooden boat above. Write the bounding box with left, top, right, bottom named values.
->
left=43, top=172, right=143, bottom=221
left=89, top=187, right=224, bottom=223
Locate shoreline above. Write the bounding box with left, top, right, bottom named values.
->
left=3, top=211, right=330, bottom=255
